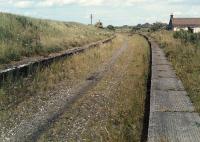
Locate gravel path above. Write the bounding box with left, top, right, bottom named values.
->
left=0, top=37, right=128, bottom=142
left=148, top=40, right=200, bottom=142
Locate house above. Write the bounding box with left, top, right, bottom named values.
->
left=168, top=14, right=200, bottom=33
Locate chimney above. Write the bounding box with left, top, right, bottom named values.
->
left=170, top=14, right=174, bottom=19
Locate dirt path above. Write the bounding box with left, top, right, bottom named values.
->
left=0, top=37, right=128, bottom=142
left=148, top=40, right=200, bottom=142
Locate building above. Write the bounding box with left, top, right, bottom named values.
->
left=168, top=14, right=200, bottom=33
left=95, top=20, right=103, bottom=28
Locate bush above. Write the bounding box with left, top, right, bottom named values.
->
left=150, top=23, right=167, bottom=32
left=173, top=31, right=200, bottom=44
left=107, top=25, right=115, bottom=31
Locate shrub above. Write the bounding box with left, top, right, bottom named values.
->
left=107, top=25, right=115, bottom=31
left=173, top=31, right=200, bottom=44
left=150, top=22, right=167, bottom=32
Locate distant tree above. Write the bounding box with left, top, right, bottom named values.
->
left=136, top=24, right=142, bottom=28
left=142, top=23, right=151, bottom=28
left=132, top=26, right=141, bottom=32
left=107, top=25, right=115, bottom=31
left=150, top=22, right=167, bottom=31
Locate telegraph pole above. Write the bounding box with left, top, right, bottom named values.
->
left=90, top=14, right=93, bottom=25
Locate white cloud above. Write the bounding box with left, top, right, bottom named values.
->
left=7, top=0, right=159, bottom=8
left=2, top=0, right=200, bottom=8
left=13, top=0, right=34, bottom=8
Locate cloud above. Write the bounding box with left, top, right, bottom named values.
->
left=6, top=0, right=164, bottom=8
left=13, top=0, right=34, bottom=8
left=2, top=0, right=200, bottom=8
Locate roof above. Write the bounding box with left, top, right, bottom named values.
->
left=172, top=18, right=200, bottom=27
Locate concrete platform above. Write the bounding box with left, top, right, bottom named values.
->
left=148, top=112, right=200, bottom=142
left=150, top=90, right=194, bottom=112
left=148, top=40, right=200, bottom=142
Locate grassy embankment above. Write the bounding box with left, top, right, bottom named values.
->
left=0, top=12, right=112, bottom=66
left=38, top=34, right=150, bottom=142
left=151, top=30, right=200, bottom=112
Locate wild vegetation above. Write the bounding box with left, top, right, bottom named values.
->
left=38, top=34, right=150, bottom=142
left=0, top=36, right=120, bottom=111
left=132, top=22, right=167, bottom=32
left=0, top=35, right=123, bottom=135
left=173, top=30, right=200, bottom=45
left=0, top=12, right=112, bottom=66
left=151, top=30, right=200, bottom=112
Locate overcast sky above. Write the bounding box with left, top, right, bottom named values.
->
left=0, top=0, right=200, bottom=26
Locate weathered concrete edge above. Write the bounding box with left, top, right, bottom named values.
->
left=0, top=35, right=116, bottom=81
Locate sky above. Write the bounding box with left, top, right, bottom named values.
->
left=0, top=0, right=200, bottom=26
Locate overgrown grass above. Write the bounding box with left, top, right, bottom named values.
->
left=0, top=36, right=121, bottom=111
left=38, top=34, right=150, bottom=142
left=151, top=30, right=200, bottom=112
left=173, top=30, right=200, bottom=45
left=105, top=35, right=150, bottom=142
left=0, top=12, right=112, bottom=65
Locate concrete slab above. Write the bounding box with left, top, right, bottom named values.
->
left=152, top=69, right=176, bottom=79
left=148, top=39, right=200, bottom=142
left=148, top=112, right=200, bottom=142
left=152, top=64, right=173, bottom=71
left=152, top=78, right=184, bottom=91
left=152, top=60, right=171, bottom=66
left=150, top=90, right=194, bottom=112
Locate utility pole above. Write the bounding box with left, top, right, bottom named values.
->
left=90, top=14, right=93, bottom=25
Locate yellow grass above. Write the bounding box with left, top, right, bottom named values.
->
left=37, top=34, right=150, bottom=142
left=0, top=35, right=121, bottom=110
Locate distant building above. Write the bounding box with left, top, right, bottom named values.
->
left=168, top=14, right=200, bottom=33
left=95, top=20, right=103, bottom=28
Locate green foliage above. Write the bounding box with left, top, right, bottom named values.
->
left=173, top=30, right=200, bottom=44
left=150, top=22, right=167, bottom=32
left=107, top=25, right=115, bottom=31
left=132, top=22, right=167, bottom=32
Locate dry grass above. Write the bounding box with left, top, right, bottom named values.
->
left=0, top=36, right=122, bottom=111
left=104, top=35, right=150, bottom=142
left=151, top=30, right=200, bottom=112
left=0, top=36, right=128, bottom=137
left=37, top=34, right=150, bottom=142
